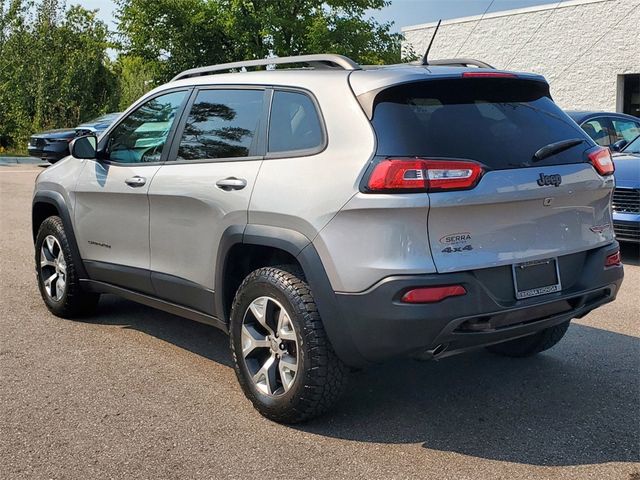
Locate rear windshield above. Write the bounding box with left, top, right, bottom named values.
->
left=370, top=78, right=592, bottom=169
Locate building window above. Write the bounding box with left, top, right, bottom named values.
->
left=622, top=74, right=640, bottom=118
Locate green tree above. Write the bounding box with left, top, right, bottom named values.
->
left=114, top=55, right=158, bottom=110
left=115, top=0, right=404, bottom=83
left=0, top=0, right=118, bottom=151
left=223, top=0, right=403, bottom=65
left=115, top=0, right=233, bottom=83
left=0, top=0, right=32, bottom=149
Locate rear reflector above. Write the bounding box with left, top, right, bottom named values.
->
left=366, top=158, right=484, bottom=193
left=461, top=72, right=518, bottom=79
left=605, top=251, right=621, bottom=267
left=587, top=146, right=614, bottom=176
left=401, top=285, right=467, bottom=304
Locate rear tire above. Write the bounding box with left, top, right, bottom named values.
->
left=486, top=320, right=570, bottom=357
left=35, top=216, right=99, bottom=318
left=229, top=265, right=348, bottom=423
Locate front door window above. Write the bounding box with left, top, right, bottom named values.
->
left=107, top=91, right=187, bottom=163
left=611, top=118, right=640, bottom=143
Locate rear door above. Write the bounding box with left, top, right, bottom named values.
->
left=369, top=77, right=615, bottom=274
left=147, top=87, right=267, bottom=314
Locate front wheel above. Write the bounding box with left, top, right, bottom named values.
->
left=486, top=320, right=571, bottom=357
left=35, top=216, right=100, bottom=318
left=229, top=266, right=348, bottom=423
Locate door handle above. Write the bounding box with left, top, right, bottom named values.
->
left=216, top=177, right=247, bottom=191
left=125, top=176, right=146, bottom=187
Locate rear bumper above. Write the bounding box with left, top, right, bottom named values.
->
left=331, top=242, right=623, bottom=366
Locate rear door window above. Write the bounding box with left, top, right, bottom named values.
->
left=370, top=78, right=592, bottom=170
left=582, top=118, right=615, bottom=146
left=268, top=90, right=323, bottom=154
left=176, top=89, right=264, bottom=161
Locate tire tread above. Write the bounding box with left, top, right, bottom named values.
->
left=230, top=265, right=348, bottom=423
left=35, top=216, right=99, bottom=318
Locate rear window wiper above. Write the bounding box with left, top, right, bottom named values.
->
left=532, top=138, right=584, bottom=162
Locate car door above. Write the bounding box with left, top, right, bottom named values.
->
left=73, top=89, right=189, bottom=294
left=147, top=87, right=267, bottom=314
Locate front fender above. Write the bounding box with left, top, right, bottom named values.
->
left=32, top=191, right=88, bottom=279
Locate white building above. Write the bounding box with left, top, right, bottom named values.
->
left=402, top=0, right=640, bottom=116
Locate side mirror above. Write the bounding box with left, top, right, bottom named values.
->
left=70, top=134, right=97, bottom=159
left=610, top=139, right=628, bottom=152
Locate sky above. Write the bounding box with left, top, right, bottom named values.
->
left=81, top=0, right=560, bottom=32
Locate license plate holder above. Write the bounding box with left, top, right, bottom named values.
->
left=512, top=258, right=561, bottom=300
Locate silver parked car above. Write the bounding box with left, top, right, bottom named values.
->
left=32, top=54, right=624, bottom=423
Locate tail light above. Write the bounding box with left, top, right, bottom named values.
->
left=587, top=146, right=614, bottom=176
left=401, top=285, right=467, bottom=304
left=365, top=158, right=484, bottom=193
left=605, top=250, right=621, bottom=267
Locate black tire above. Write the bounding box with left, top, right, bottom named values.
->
left=486, top=320, right=571, bottom=357
left=35, top=216, right=99, bottom=318
left=229, top=266, right=348, bottom=424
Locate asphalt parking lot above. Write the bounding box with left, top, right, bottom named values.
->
left=1, top=164, right=638, bottom=480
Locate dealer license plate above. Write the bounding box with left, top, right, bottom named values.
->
left=512, top=258, right=561, bottom=300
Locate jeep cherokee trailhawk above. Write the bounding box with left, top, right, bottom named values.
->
left=32, top=54, right=624, bottom=423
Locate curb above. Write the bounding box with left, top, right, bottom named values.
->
left=0, top=156, right=46, bottom=165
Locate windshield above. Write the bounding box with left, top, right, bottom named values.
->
left=370, top=78, right=593, bottom=170
left=623, top=134, right=640, bottom=154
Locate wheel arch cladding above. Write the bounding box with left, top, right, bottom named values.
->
left=32, top=191, right=88, bottom=279
left=216, top=224, right=368, bottom=367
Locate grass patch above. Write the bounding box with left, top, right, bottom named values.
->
left=0, top=147, right=28, bottom=157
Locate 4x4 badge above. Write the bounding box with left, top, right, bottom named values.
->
left=537, top=173, right=562, bottom=187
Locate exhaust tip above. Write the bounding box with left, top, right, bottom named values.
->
left=431, top=343, right=448, bottom=356
left=412, top=343, right=449, bottom=361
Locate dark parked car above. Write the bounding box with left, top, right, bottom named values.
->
left=611, top=134, right=640, bottom=243
left=75, top=113, right=122, bottom=136
left=567, top=111, right=640, bottom=151
left=28, top=113, right=121, bottom=163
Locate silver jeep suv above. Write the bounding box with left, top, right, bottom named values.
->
left=32, top=54, right=624, bottom=423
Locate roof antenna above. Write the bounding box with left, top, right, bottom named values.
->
left=422, top=19, right=442, bottom=66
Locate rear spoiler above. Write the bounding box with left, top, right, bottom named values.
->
left=355, top=74, right=549, bottom=120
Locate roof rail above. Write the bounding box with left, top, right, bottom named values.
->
left=427, top=58, right=495, bottom=69
left=171, top=54, right=361, bottom=82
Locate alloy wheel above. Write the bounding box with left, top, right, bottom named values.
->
left=40, top=235, right=67, bottom=301
left=241, top=296, right=299, bottom=396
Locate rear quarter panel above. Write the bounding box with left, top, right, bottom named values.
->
left=248, top=75, right=375, bottom=242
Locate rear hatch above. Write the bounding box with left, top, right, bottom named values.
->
left=364, top=76, right=615, bottom=273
